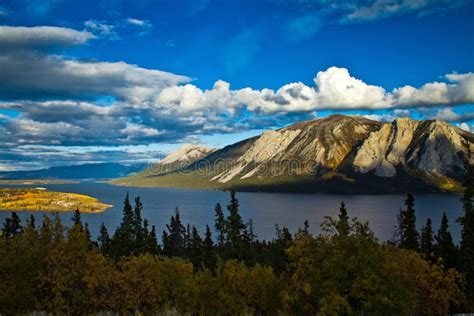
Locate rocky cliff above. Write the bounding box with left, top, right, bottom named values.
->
left=115, top=115, right=473, bottom=193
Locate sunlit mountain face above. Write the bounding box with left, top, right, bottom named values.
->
left=0, top=0, right=473, bottom=171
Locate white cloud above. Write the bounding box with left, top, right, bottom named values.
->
left=84, top=20, right=117, bottom=39
left=153, top=67, right=474, bottom=114
left=0, top=25, right=95, bottom=48
left=127, top=18, right=145, bottom=26
left=430, top=107, right=461, bottom=121
left=457, top=122, right=472, bottom=132
left=126, top=18, right=153, bottom=34
left=120, top=122, right=162, bottom=137
left=392, top=73, right=474, bottom=106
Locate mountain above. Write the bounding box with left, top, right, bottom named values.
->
left=147, top=144, right=217, bottom=175
left=113, top=115, right=473, bottom=193
left=0, top=163, right=147, bottom=180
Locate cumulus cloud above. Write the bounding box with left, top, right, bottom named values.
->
left=0, top=25, right=472, bottom=170
left=0, top=26, right=95, bottom=49
left=429, top=107, right=474, bottom=122
left=152, top=66, right=474, bottom=114
left=457, top=122, right=473, bottom=132
left=392, top=72, right=474, bottom=106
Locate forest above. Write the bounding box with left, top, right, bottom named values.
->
left=0, top=166, right=473, bottom=315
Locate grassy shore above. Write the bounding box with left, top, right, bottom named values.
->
left=0, top=188, right=111, bottom=213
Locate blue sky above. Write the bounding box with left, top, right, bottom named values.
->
left=0, top=0, right=473, bottom=170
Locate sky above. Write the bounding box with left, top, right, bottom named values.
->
left=0, top=0, right=473, bottom=170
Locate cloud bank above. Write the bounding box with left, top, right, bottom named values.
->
left=0, top=25, right=472, bottom=170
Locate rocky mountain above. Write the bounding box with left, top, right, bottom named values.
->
left=114, top=115, right=473, bottom=193
left=147, top=144, right=217, bottom=175
left=0, top=163, right=147, bottom=180
left=160, top=144, right=217, bottom=165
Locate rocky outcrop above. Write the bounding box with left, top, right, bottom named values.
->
left=160, top=144, right=216, bottom=165
left=212, top=115, right=382, bottom=182
left=207, top=115, right=472, bottom=187
left=353, top=118, right=472, bottom=177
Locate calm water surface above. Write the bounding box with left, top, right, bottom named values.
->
left=0, top=182, right=463, bottom=242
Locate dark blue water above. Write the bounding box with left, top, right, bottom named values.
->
left=0, top=182, right=463, bottom=243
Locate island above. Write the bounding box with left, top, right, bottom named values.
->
left=0, top=188, right=111, bottom=213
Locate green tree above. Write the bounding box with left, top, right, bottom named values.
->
left=2, top=211, right=22, bottom=239
left=336, top=201, right=350, bottom=236
left=399, top=193, right=419, bottom=250
left=146, top=223, right=160, bottom=255
left=202, top=225, right=217, bottom=271
left=162, top=208, right=186, bottom=257
left=265, top=225, right=292, bottom=273
left=28, top=214, right=36, bottom=229
left=188, top=225, right=203, bottom=268
left=302, top=219, right=310, bottom=235
left=459, top=163, right=474, bottom=305
left=98, top=223, right=110, bottom=254
left=225, top=190, right=247, bottom=260
left=420, top=218, right=434, bottom=261
left=110, top=193, right=135, bottom=257
left=71, top=209, right=83, bottom=230
left=133, top=196, right=145, bottom=254
left=214, top=202, right=226, bottom=248
left=435, top=212, right=457, bottom=269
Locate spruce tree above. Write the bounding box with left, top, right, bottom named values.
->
left=84, top=223, right=96, bottom=248
left=246, top=218, right=257, bottom=242
left=202, top=225, right=217, bottom=270
left=188, top=226, right=203, bottom=268
left=134, top=196, right=145, bottom=253
left=2, top=212, right=22, bottom=239
left=303, top=219, right=310, bottom=235
left=29, top=214, right=36, bottom=230
left=225, top=190, right=246, bottom=259
left=110, top=193, right=135, bottom=257
left=270, top=225, right=293, bottom=273
left=162, top=208, right=186, bottom=257
left=459, top=164, right=474, bottom=302
left=214, top=202, right=226, bottom=247
left=185, top=224, right=191, bottom=254
left=98, top=223, right=110, bottom=254
left=71, top=209, right=83, bottom=230
left=435, top=212, right=457, bottom=269
left=336, top=201, right=350, bottom=236
left=147, top=224, right=160, bottom=255
left=420, top=218, right=434, bottom=261
left=399, top=193, right=419, bottom=250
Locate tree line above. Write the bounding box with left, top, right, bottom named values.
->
left=0, top=165, right=473, bottom=314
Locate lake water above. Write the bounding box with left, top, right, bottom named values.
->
left=0, top=182, right=463, bottom=243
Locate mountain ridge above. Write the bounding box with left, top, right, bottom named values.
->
left=114, top=115, right=473, bottom=193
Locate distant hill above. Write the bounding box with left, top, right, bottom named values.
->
left=0, top=163, right=147, bottom=180
left=113, top=115, right=473, bottom=194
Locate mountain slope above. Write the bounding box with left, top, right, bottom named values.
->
left=114, top=115, right=473, bottom=193
left=146, top=144, right=216, bottom=176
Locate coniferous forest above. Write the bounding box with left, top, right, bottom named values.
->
left=0, top=166, right=473, bottom=315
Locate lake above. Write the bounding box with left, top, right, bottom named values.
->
left=0, top=182, right=463, bottom=243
